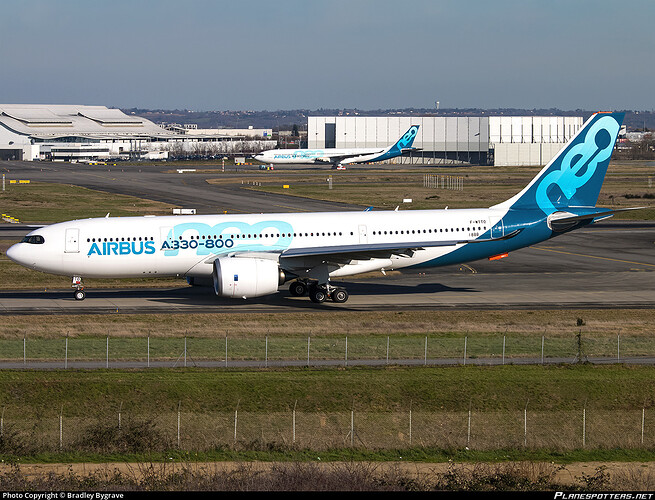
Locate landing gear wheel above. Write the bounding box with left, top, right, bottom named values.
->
left=331, top=288, right=349, bottom=303
left=289, top=281, right=307, bottom=297
left=308, top=285, right=327, bottom=304
left=74, top=289, right=86, bottom=301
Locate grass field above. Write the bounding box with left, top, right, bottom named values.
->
left=2, top=364, right=655, bottom=461
left=212, top=160, right=655, bottom=218
left=0, top=182, right=176, bottom=223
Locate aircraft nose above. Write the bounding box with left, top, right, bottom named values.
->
left=5, top=243, right=24, bottom=265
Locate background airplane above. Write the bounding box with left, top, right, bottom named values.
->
left=254, top=125, right=420, bottom=169
left=7, top=113, right=636, bottom=305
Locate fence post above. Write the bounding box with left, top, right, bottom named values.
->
left=386, top=337, right=389, bottom=365
left=307, top=336, right=310, bottom=367
left=59, top=406, right=64, bottom=451
left=345, top=336, right=348, bottom=367
left=225, top=336, right=228, bottom=368
left=177, top=401, right=181, bottom=448
left=23, top=335, right=26, bottom=367
left=524, top=399, right=529, bottom=447
left=234, top=400, right=240, bottom=445
left=541, top=335, right=545, bottom=365
left=265, top=336, right=268, bottom=368
left=184, top=337, right=187, bottom=368
left=65, top=333, right=68, bottom=369
left=118, top=402, right=122, bottom=430
left=642, top=408, right=645, bottom=446
left=617, top=334, right=620, bottom=363
left=503, top=336, right=506, bottom=365
left=1, top=407, right=4, bottom=437
left=147, top=335, right=150, bottom=368
left=467, top=407, right=471, bottom=447
left=293, top=400, right=297, bottom=444
left=464, top=337, right=467, bottom=365
left=424, top=337, right=428, bottom=365
left=583, top=405, right=586, bottom=448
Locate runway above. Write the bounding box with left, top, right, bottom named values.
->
left=0, top=161, right=653, bottom=314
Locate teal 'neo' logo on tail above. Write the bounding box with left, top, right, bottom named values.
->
left=377, top=125, right=419, bottom=161
left=397, top=125, right=419, bottom=149
left=506, top=113, right=623, bottom=214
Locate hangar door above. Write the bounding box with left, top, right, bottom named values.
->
left=324, top=123, right=336, bottom=148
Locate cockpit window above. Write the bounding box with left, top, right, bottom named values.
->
left=21, top=235, right=45, bottom=244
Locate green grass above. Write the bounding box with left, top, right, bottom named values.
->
left=0, top=182, right=175, bottom=223
left=2, top=364, right=654, bottom=415
left=227, top=161, right=655, bottom=217
left=3, top=365, right=655, bottom=459
left=13, top=447, right=655, bottom=465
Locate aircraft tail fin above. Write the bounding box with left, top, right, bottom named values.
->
left=493, top=112, right=624, bottom=214
left=378, top=125, right=420, bottom=160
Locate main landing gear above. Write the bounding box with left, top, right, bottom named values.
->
left=288, top=280, right=349, bottom=304
left=72, top=276, right=85, bottom=300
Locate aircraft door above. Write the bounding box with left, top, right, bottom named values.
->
left=490, top=216, right=504, bottom=239
left=358, top=225, right=368, bottom=244
left=64, top=228, right=79, bottom=253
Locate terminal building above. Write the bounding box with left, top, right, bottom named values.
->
left=308, top=115, right=584, bottom=166
left=0, top=104, right=275, bottom=162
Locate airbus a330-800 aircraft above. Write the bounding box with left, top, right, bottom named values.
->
left=254, top=125, right=419, bottom=169
left=8, top=112, right=636, bottom=304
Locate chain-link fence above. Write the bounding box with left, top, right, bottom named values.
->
left=1, top=406, right=653, bottom=454
left=0, top=333, right=653, bottom=368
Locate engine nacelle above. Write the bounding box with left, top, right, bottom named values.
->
left=212, top=257, right=285, bottom=298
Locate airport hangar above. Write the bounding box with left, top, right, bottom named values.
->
left=0, top=104, right=275, bottom=162
left=308, top=115, right=584, bottom=166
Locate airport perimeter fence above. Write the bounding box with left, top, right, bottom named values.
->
left=0, top=332, right=653, bottom=369
left=2, top=404, right=655, bottom=453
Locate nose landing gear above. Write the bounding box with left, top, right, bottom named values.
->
left=72, top=276, right=85, bottom=300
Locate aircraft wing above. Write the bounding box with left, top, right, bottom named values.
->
left=279, top=229, right=522, bottom=265
left=314, top=150, right=385, bottom=165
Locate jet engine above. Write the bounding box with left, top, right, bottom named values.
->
left=212, top=257, right=286, bottom=298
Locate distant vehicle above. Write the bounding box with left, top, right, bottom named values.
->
left=7, top=113, right=639, bottom=305
left=254, top=125, right=420, bottom=169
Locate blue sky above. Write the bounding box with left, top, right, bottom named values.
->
left=1, top=0, right=653, bottom=111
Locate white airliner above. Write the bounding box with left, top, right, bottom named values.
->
left=254, top=125, right=420, bottom=169
left=7, top=113, right=635, bottom=304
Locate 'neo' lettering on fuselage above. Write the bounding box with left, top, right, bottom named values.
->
left=87, top=241, right=156, bottom=256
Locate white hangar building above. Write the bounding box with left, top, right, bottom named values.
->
left=0, top=104, right=275, bottom=162
left=308, top=115, right=583, bottom=166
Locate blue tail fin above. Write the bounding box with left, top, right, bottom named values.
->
left=378, top=125, right=419, bottom=160
left=495, top=112, right=624, bottom=214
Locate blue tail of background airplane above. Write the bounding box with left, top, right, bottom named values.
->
left=495, top=112, right=624, bottom=215
left=376, top=125, right=419, bottom=161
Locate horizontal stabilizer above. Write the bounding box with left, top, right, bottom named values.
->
left=547, top=207, right=646, bottom=232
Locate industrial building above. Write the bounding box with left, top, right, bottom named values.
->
left=308, top=115, right=583, bottom=166
left=0, top=104, right=275, bottom=162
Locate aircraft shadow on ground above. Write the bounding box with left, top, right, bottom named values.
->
left=0, top=281, right=480, bottom=311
